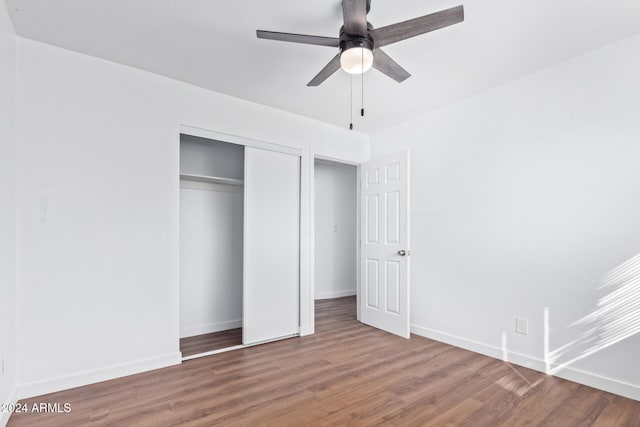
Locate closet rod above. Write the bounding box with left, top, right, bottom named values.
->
left=180, top=173, right=244, bottom=186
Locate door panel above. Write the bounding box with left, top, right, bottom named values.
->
left=360, top=151, right=410, bottom=338
left=243, top=147, right=300, bottom=345
left=386, top=191, right=400, bottom=244
left=366, top=259, right=379, bottom=308
left=386, top=260, right=401, bottom=314
left=366, top=195, right=380, bottom=244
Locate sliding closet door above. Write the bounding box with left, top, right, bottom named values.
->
left=243, top=147, right=300, bottom=345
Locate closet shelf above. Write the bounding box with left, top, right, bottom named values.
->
left=180, top=173, right=244, bottom=186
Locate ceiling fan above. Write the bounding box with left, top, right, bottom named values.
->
left=257, top=0, right=464, bottom=86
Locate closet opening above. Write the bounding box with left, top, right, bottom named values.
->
left=179, top=128, right=303, bottom=360
left=314, top=158, right=358, bottom=326
left=179, top=134, right=245, bottom=358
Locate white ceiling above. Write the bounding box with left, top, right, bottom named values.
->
left=7, top=0, right=640, bottom=134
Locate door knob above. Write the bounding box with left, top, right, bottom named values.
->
left=397, top=249, right=409, bottom=256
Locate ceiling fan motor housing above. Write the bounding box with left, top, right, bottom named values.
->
left=339, top=24, right=374, bottom=54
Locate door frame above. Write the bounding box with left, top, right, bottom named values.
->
left=177, top=124, right=310, bottom=358
left=310, top=154, right=362, bottom=328
left=310, top=150, right=411, bottom=335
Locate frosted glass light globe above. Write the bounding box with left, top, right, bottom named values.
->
left=340, top=47, right=373, bottom=74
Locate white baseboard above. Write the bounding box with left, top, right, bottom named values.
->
left=17, top=352, right=182, bottom=400
left=1, top=387, right=17, bottom=427
left=315, top=290, right=356, bottom=300
left=411, top=324, right=640, bottom=402
left=180, top=319, right=242, bottom=338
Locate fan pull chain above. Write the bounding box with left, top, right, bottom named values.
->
left=361, top=48, right=365, bottom=117
left=349, top=75, right=353, bottom=130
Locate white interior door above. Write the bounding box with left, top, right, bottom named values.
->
left=243, top=147, right=300, bottom=345
left=360, top=151, right=410, bottom=338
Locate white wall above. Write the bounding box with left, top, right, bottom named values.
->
left=371, top=34, right=640, bottom=400
left=314, top=161, right=357, bottom=300
left=15, top=36, right=369, bottom=398
left=0, top=2, right=16, bottom=424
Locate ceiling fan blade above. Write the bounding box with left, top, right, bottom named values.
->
left=308, top=54, right=342, bottom=86
left=342, top=0, right=368, bottom=35
left=373, top=49, right=411, bottom=83
left=257, top=30, right=340, bottom=47
left=371, top=5, right=464, bottom=48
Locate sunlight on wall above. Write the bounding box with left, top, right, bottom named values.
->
left=544, top=253, right=640, bottom=375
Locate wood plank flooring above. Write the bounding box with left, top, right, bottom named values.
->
left=180, top=328, right=243, bottom=357
left=9, top=296, right=640, bottom=426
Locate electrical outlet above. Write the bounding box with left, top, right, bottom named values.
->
left=516, top=317, right=528, bottom=335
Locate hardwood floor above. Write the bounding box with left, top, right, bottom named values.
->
left=180, top=328, right=243, bottom=357
left=9, top=296, right=640, bottom=426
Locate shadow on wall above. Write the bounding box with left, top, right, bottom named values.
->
left=544, top=253, right=640, bottom=375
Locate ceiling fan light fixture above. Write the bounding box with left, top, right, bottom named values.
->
left=257, top=2, right=465, bottom=86
left=340, top=47, right=373, bottom=74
